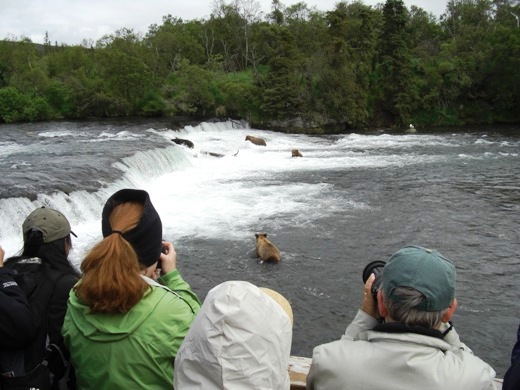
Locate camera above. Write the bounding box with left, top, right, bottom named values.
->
left=362, top=260, right=386, bottom=302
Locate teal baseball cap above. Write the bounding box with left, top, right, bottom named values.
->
left=382, top=245, right=456, bottom=311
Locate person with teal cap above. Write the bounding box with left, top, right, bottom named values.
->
left=307, top=245, right=497, bottom=390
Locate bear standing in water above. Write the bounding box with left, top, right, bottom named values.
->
left=245, top=135, right=267, bottom=146
left=255, top=233, right=281, bottom=263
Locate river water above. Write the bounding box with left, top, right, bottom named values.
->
left=0, top=118, right=518, bottom=376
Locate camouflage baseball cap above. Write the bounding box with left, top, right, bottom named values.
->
left=22, top=207, right=76, bottom=243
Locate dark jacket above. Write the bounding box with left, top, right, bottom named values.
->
left=503, top=323, right=520, bottom=390
left=0, top=267, right=37, bottom=376
left=0, top=267, right=36, bottom=349
left=3, top=257, right=78, bottom=372
left=45, top=272, right=78, bottom=351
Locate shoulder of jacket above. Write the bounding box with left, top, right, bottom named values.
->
left=4, top=256, right=43, bottom=266
left=0, top=267, right=15, bottom=276
left=49, top=272, right=78, bottom=295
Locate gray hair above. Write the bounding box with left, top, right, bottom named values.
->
left=383, top=287, right=447, bottom=329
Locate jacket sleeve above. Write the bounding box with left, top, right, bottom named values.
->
left=307, top=310, right=378, bottom=390
left=306, top=347, right=321, bottom=390
left=503, top=323, right=520, bottom=390
left=47, top=273, right=78, bottom=346
left=158, top=270, right=201, bottom=315
left=439, top=321, right=476, bottom=354
left=511, top=323, right=520, bottom=364
left=342, top=309, right=378, bottom=340
left=0, top=268, right=36, bottom=349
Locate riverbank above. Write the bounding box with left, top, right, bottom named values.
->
left=4, top=114, right=520, bottom=135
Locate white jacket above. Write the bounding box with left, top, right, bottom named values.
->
left=174, top=281, right=292, bottom=389
left=307, top=310, right=497, bottom=390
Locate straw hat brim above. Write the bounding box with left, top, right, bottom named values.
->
left=259, top=287, right=293, bottom=325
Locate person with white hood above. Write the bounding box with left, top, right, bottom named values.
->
left=174, top=280, right=293, bottom=390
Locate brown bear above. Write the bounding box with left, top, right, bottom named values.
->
left=291, top=149, right=303, bottom=157
left=171, top=137, right=194, bottom=148
left=245, top=135, right=267, bottom=146
left=255, top=233, right=281, bottom=263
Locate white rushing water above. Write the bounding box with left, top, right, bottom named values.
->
left=0, top=121, right=517, bottom=269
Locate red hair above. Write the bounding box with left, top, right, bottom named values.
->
left=75, top=202, right=149, bottom=313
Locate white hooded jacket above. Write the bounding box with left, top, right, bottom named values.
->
left=174, top=281, right=293, bottom=390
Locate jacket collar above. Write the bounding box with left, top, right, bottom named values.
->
left=373, top=322, right=444, bottom=339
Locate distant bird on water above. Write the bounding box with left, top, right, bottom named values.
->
left=405, top=123, right=417, bottom=133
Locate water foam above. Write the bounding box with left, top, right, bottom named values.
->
left=0, top=121, right=467, bottom=263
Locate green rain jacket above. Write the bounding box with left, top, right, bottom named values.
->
left=62, top=270, right=201, bottom=390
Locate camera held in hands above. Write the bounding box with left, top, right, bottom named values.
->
left=362, top=260, right=386, bottom=302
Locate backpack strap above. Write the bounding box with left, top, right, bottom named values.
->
left=44, top=343, right=71, bottom=389
left=33, top=267, right=68, bottom=340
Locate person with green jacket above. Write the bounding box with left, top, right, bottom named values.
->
left=62, top=189, right=201, bottom=389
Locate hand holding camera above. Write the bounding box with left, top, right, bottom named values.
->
left=159, top=241, right=177, bottom=275
left=362, top=260, right=386, bottom=321
left=361, top=274, right=377, bottom=318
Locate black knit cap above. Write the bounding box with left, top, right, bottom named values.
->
left=101, top=189, right=162, bottom=267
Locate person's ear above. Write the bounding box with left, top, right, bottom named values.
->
left=377, top=290, right=388, bottom=318
left=441, top=298, right=458, bottom=323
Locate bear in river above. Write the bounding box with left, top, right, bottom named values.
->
left=291, top=149, right=303, bottom=157
left=171, top=137, right=195, bottom=148
left=245, top=135, right=267, bottom=146
left=255, top=233, right=281, bottom=263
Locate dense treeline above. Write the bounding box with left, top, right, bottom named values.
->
left=0, top=0, right=519, bottom=132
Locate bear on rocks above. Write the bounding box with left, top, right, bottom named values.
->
left=291, top=149, right=303, bottom=157
left=245, top=135, right=267, bottom=146
left=255, top=233, right=281, bottom=263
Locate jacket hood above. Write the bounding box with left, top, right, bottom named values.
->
left=66, top=286, right=162, bottom=342
left=174, top=281, right=293, bottom=390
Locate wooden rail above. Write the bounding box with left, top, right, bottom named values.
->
left=289, top=356, right=310, bottom=389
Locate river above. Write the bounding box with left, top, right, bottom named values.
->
left=0, top=118, right=518, bottom=376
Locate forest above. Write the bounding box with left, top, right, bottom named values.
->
left=0, top=0, right=519, bottom=133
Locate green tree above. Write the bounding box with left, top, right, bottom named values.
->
left=316, top=2, right=378, bottom=127
left=0, top=87, right=52, bottom=123
left=146, top=16, right=205, bottom=77
left=213, top=70, right=260, bottom=119
left=94, top=29, right=155, bottom=115
left=210, top=0, right=263, bottom=71
left=164, top=60, right=216, bottom=115
left=1, top=0, right=519, bottom=128
left=440, top=0, right=497, bottom=123
left=261, top=26, right=305, bottom=120
left=374, top=0, right=414, bottom=128
left=0, top=87, right=28, bottom=122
